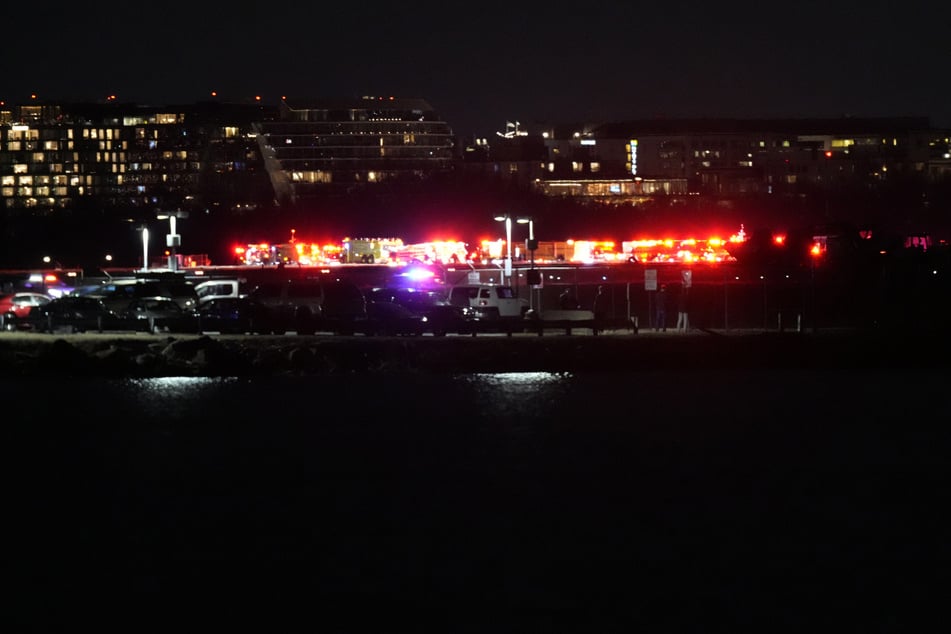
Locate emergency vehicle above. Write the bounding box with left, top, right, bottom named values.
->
left=446, top=283, right=529, bottom=322
left=340, top=237, right=404, bottom=264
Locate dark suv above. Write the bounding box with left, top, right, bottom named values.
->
left=365, top=287, right=471, bottom=336
left=249, top=279, right=366, bottom=335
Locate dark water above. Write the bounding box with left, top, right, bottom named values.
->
left=8, top=370, right=949, bottom=631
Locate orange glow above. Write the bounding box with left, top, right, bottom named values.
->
left=824, top=150, right=833, bottom=158
left=810, top=243, right=823, bottom=256
left=623, top=229, right=745, bottom=264
left=773, top=234, right=786, bottom=245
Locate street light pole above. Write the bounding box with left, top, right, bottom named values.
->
left=493, top=214, right=513, bottom=286
left=517, top=217, right=537, bottom=310
left=156, top=210, right=188, bottom=272
left=504, top=216, right=512, bottom=285
left=141, top=227, right=150, bottom=271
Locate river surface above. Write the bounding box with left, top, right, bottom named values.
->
left=8, top=369, right=949, bottom=631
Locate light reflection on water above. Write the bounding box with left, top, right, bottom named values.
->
left=121, top=376, right=242, bottom=420
left=95, top=372, right=576, bottom=426
left=456, top=372, right=572, bottom=424
left=8, top=368, right=951, bottom=433
left=106, top=372, right=574, bottom=417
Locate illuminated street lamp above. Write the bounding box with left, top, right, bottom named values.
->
left=42, top=255, right=62, bottom=269
left=493, top=213, right=513, bottom=285
left=810, top=241, right=823, bottom=334
left=517, top=216, right=534, bottom=243
left=156, top=210, right=188, bottom=271
left=140, top=227, right=150, bottom=271
left=517, top=217, right=540, bottom=309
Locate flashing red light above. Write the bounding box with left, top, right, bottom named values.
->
left=824, top=150, right=833, bottom=158
left=810, top=243, right=823, bottom=257
left=773, top=234, right=786, bottom=246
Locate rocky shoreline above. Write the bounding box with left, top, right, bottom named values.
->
left=2, top=329, right=951, bottom=378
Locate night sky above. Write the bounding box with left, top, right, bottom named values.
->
left=5, top=1, right=949, bottom=136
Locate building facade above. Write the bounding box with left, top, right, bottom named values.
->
left=253, top=96, right=457, bottom=205
left=529, top=117, right=951, bottom=201
left=0, top=99, right=272, bottom=217
left=2, top=98, right=949, bottom=216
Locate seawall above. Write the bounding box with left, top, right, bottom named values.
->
left=2, top=330, right=950, bottom=378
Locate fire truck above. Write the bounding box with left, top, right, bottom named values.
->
left=388, top=240, right=469, bottom=265
left=339, top=237, right=404, bottom=264
left=236, top=242, right=324, bottom=266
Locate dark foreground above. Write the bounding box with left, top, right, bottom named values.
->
left=6, top=329, right=951, bottom=632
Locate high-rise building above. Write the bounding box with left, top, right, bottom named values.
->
left=0, top=99, right=273, bottom=217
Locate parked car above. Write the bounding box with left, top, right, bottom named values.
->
left=363, top=300, right=429, bottom=336
left=17, top=295, right=124, bottom=333
left=0, top=291, right=53, bottom=329
left=76, top=277, right=200, bottom=314
left=365, top=287, right=472, bottom=336
left=117, top=296, right=199, bottom=333
left=195, top=297, right=275, bottom=334
left=249, top=278, right=367, bottom=335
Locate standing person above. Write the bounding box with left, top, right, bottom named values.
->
left=654, top=284, right=667, bottom=332
left=592, top=285, right=607, bottom=335
left=677, top=285, right=690, bottom=333
left=559, top=288, right=579, bottom=310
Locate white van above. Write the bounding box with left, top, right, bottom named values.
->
left=446, top=284, right=529, bottom=321
left=195, top=279, right=247, bottom=305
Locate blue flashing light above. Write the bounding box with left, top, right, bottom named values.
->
left=402, top=267, right=435, bottom=282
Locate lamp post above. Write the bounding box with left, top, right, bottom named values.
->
left=809, top=242, right=822, bottom=334
left=140, top=227, right=150, bottom=271
left=517, top=217, right=538, bottom=310
left=493, top=214, right=513, bottom=286
left=517, top=217, right=535, bottom=258
left=156, top=210, right=188, bottom=272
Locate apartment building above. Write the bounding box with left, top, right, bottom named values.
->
left=2, top=99, right=949, bottom=217
left=0, top=100, right=272, bottom=216
left=532, top=117, right=951, bottom=202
